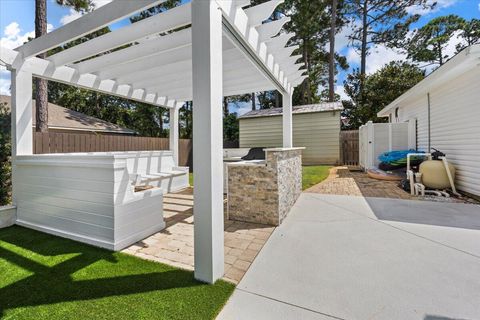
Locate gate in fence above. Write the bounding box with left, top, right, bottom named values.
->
left=339, top=130, right=359, bottom=166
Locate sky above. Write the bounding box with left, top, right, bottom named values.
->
left=1, top=0, right=479, bottom=116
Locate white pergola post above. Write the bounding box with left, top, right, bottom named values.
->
left=191, top=0, right=224, bottom=283
left=10, top=67, right=33, bottom=207
left=282, top=92, right=293, bottom=148
left=169, top=104, right=180, bottom=166
left=11, top=68, right=33, bottom=157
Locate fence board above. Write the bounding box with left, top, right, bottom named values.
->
left=340, top=130, right=359, bottom=166
left=33, top=132, right=239, bottom=170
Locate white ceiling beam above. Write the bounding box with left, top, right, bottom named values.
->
left=282, top=54, right=303, bottom=67
left=48, top=3, right=192, bottom=67
left=97, top=45, right=192, bottom=80
left=282, top=63, right=303, bottom=75
left=291, top=75, right=308, bottom=86
left=266, top=33, right=295, bottom=51
left=273, top=45, right=299, bottom=62
left=236, top=0, right=252, bottom=8
left=1, top=47, right=170, bottom=107
left=116, top=59, right=191, bottom=85
left=75, top=28, right=191, bottom=74
left=95, top=44, right=250, bottom=82
left=243, top=1, right=284, bottom=27
left=256, top=17, right=290, bottom=42
left=130, top=56, right=260, bottom=90
left=17, top=0, right=167, bottom=59
left=142, top=69, right=268, bottom=94
left=79, top=32, right=237, bottom=78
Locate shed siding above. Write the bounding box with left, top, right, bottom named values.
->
left=396, top=67, right=480, bottom=196
left=240, top=112, right=340, bottom=164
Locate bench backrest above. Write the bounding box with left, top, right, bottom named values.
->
left=125, top=151, right=176, bottom=175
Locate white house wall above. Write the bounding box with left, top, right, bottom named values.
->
left=395, top=67, right=480, bottom=196
left=395, top=95, right=429, bottom=151
left=239, top=111, right=340, bottom=164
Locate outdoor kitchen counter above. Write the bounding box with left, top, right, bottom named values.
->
left=227, top=147, right=304, bottom=226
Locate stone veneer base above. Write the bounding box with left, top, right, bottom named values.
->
left=227, top=148, right=303, bottom=226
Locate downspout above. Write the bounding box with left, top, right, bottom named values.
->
left=427, top=92, right=431, bottom=151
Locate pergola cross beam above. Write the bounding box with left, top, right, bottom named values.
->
left=18, top=0, right=168, bottom=59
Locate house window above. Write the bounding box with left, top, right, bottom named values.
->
left=395, top=107, right=399, bottom=120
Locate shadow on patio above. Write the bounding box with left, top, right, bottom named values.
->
left=364, top=196, right=480, bottom=230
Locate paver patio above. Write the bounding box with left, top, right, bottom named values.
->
left=122, top=188, right=275, bottom=284
left=306, top=166, right=415, bottom=199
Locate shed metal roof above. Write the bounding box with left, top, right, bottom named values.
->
left=239, top=102, right=343, bottom=119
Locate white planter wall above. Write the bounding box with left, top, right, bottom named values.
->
left=14, top=152, right=166, bottom=250
left=359, top=121, right=409, bottom=170
left=0, top=205, right=16, bottom=228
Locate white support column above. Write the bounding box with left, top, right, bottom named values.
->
left=169, top=104, right=180, bottom=166
left=10, top=68, right=33, bottom=208
left=191, top=0, right=224, bottom=284
left=282, top=92, right=293, bottom=148
left=11, top=68, right=33, bottom=156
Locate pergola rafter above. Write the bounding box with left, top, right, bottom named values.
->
left=1, top=0, right=307, bottom=284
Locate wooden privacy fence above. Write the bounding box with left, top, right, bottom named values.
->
left=339, top=130, right=359, bottom=166
left=33, top=132, right=192, bottom=167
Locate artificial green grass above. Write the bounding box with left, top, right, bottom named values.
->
left=0, top=226, right=234, bottom=320
left=302, top=165, right=331, bottom=190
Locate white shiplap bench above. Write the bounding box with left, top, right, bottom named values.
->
left=125, top=150, right=189, bottom=193
left=14, top=152, right=165, bottom=250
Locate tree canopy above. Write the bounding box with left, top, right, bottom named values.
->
left=406, top=14, right=466, bottom=66
left=342, top=61, right=425, bottom=129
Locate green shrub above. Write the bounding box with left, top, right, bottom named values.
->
left=0, top=102, right=11, bottom=205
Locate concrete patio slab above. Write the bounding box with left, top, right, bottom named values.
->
left=218, top=193, right=480, bottom=320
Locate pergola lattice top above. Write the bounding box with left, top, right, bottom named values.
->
left=2, top=0, right=306, bottom=108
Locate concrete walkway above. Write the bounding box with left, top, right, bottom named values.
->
left=218, top=193, right=480, bottom=320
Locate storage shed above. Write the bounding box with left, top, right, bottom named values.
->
left=239, top=103, right=343, bottom=164
left=377, top=44, right=480, bottom=197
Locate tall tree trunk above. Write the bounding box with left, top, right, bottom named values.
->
left=328, top=0, right=338, bottom=102
left=302, top=39, right=312, bottom=104
left=159, top=109, right=164, bottom=136
left=358, top=0, right=368, bottom=105
left=251, top=92, right=256, bottom=110
left=223, top=97, right=229, bottom=117
left=275, top=90, right=281, bottom=108
left=360, top=0, right=368, bottom=78
left=437, top=42, right=443, bottom=65
left=35, top=0, right=48, bottom=132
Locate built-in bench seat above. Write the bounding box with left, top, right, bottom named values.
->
left=125, top=150, right=189, bottom=194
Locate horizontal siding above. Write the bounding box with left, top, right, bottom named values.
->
left=240, top=112, right=340, bottom=164
left=14, top=153, right=166, bottom=249
left=397, top=67, right=480, bottom=196
left=15, top=161, right=116, bottom=242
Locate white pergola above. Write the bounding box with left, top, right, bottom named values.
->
left=1, top=0, right=306, bottom=283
